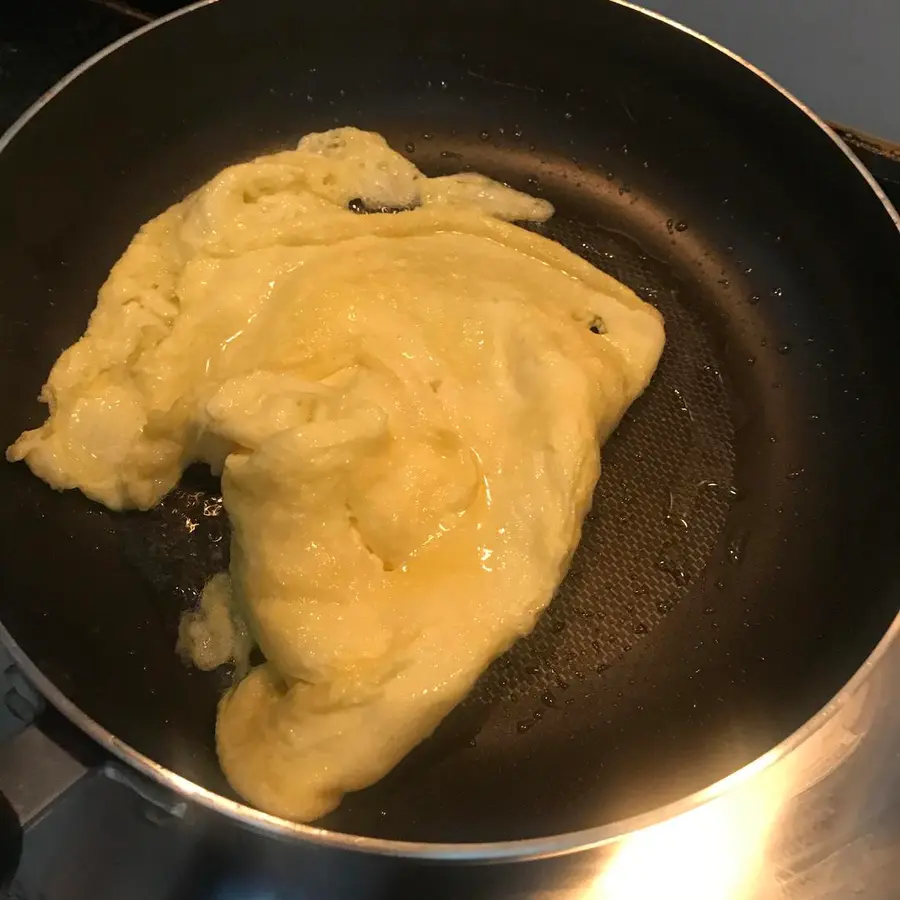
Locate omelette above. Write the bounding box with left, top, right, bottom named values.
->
left=7, top=127, right=665, bottom=821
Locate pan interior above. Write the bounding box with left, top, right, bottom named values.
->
left=1, top=0, right=899, bottom=843
left=119, top=199, right=738, bottom=837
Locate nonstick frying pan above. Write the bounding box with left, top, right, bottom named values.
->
left=1, top=0, right=899, bottom=857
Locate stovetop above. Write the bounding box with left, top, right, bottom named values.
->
left=2, top=3, right=900, bottom=899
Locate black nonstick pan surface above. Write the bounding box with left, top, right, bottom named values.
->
left=1, top=0, right=899, bottom=848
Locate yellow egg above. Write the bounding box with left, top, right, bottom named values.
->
left=7, top=127, right=665, bottom=822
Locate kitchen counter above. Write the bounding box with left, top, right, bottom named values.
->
left=643, top=0, right=900, bottom=144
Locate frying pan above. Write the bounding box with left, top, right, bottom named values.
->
left=1, top=0, right=899, bottom=860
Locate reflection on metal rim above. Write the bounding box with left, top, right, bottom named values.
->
left=1, top=0, right=899, bottom=863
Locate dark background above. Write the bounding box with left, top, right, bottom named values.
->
left=1, top=1, right=184, bottom=131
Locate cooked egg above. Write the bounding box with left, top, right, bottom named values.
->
left=7, top=127, right=665, bottom=821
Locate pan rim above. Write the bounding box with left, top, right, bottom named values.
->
left=1, top=0, right=899, bottom=862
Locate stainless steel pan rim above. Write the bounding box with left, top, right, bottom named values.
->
left=1, top=0, right=898, bottom=862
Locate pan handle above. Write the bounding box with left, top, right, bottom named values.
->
left=0, top=723, right=87, bottom=894
left=0, top=725, right=90, bottom=826
left=0, top=721, right=190, bottom=897
left=0, top=658, right=86, bottom=894
left=0, top=653, right=190, bottom=896
left=0, top=793, right=20, bottom=897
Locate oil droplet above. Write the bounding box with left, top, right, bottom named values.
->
left=727, top=532, right=749, bottom=565
left=563, top=111, right=573, bottom=120
left=555, top=675, right=570, bottom=691
left=513, top=127, right=523, bottom=138
left=714, top=579, right=725, bottom=590
left=404, top=142, right=416, bottom=153
left=749, top=295, right=761, bottom=305
left=672, top=387, right=693, bottom=421
left=597, top=664, right=611, bottom=675
left=699, top=480, right=740, bottom=500
left=657, top=558, right=689, bottom=586
left=703, top=606, right=716, bottom=615
left=551, top=619, right=565, bottom=634
left=517, top=719, right=535, bottom=733
left=565, top=697, right=576, bottom=706
left=666, top=218, right=675, bottom=235
left=777, top=342, right=792, bottom=355
left=772, top=287, right=783, bottom=298
left=479, top=130, right=490, bottom=141
left=467, top=738, right=477, bottom=748
left=656, top=598, right=675, bottom=614
left=747, top=356, right=757, bottom=365
left=422, top=132, right=434, bottom=140
left=787, top=468, right=804, bottom=480
left=674, top=221, right=688, bottom=232
left=541, top=692, right=557, bottom=708
left=633, top=622, right=649, bottom=635
left=525, top=665, right=540, bottom=676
